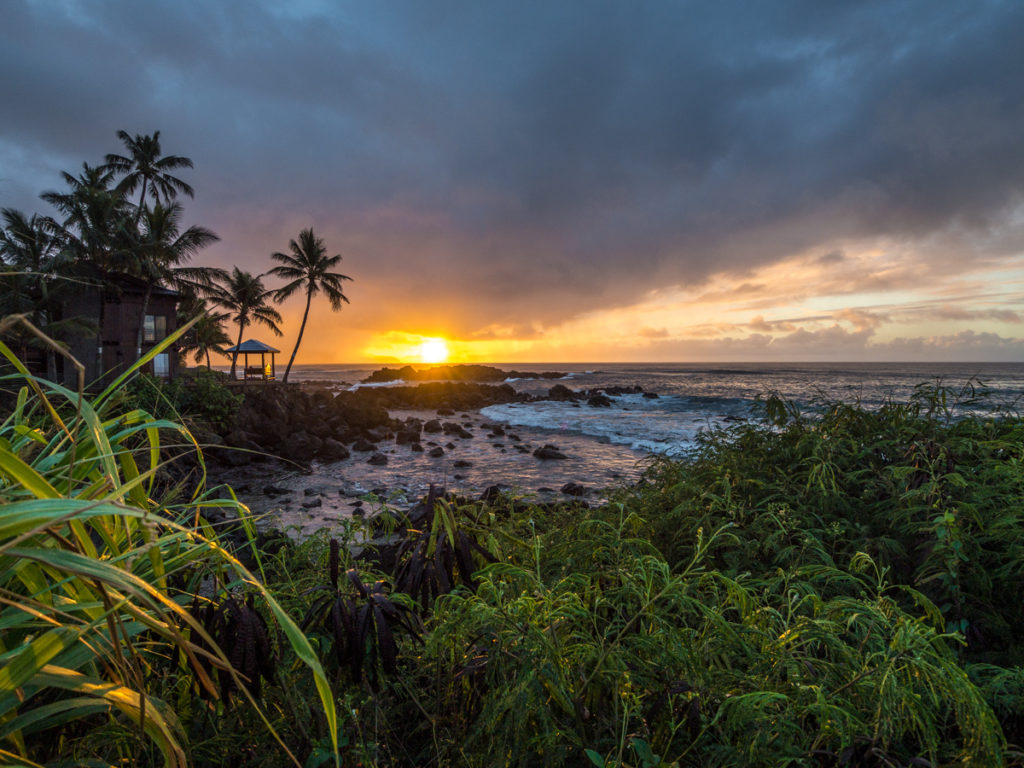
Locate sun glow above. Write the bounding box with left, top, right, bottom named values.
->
left=418, top=338, right=449, bottom=364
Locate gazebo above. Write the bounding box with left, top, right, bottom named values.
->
left=225, top=339, right=280, bottom=381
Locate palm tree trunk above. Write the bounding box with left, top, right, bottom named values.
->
left=96, top=289, right=106, bottom=384
left=135, top=282, right=154, bottom=362
left=206, top=348, right=212, bottom=370
left=282, top=290, right=312, bottom=384
left=230, top=320, right=245, bottom=379
left=135, top=179, right=148, bottom=225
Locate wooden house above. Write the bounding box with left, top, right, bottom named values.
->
left=60, top=275, right=181, bottom=388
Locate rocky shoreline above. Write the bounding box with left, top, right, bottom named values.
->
left=360, top=363, right=567, bottom=383
left=197, top=372, right=653, bottom=538
left=205, top=378, right=648, bottom=468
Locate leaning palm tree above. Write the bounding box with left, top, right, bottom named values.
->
left=129, top=202, right=222, bottom=361
left=104, top=130, right=194, bottom=221
left=268, top=228, right=352, bottom=383
left=211, top=268, right=283, bottom=379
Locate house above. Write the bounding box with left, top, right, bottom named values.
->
left=60, top=274, right=181, bottom=387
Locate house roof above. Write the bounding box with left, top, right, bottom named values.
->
left=224, top=339, right=281, bottom=353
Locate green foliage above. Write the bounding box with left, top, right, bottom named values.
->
left=627, top=386, right=1024, bottom=666
left=0, top=335, right=336, bottom=767
left=122, top=368, right=243, bottom=430
left=384, top=506, right=1004, bottom=766
left=4, top=353, right=1022, bottom=768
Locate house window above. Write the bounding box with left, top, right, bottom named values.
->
left=153, top=353, right=170, bottom=378
left=144, top=315, right=167, bottom=342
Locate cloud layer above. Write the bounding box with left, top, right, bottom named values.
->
left=2, top=0, right=1023, bottom=360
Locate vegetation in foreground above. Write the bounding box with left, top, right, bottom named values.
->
left=1, top=345, right=1023, bottom=766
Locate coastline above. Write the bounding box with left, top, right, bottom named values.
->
left=205, top=375, right=651, bottom=538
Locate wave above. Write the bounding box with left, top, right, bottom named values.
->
left=347, top=380, right=407, bottom=390
left=480, top=397, right=730, bottom=455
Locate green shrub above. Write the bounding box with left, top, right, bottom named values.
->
left=123, top=368, right=243, bottom=430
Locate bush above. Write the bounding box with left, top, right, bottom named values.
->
left=124, top=368, right=243, bottom=430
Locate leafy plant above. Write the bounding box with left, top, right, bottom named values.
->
left=302, top=540, right=420, bottom=689
left=393, top=485, right=498, bottom=607
left=0, top=317, right=338, bottom=767
left=191, top=593, right=276, bottom=702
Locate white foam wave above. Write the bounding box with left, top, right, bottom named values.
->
left=480, top=399, right=711, bottom=455
left=348, top=380, right=407, bottom=390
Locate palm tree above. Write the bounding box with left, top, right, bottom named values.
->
left=268, top=228, right=352, bottom=383
left=177, top=295, right=232, bottom=369
left=0, top=209, right=62, bottom=377
left=41, top=164, right=135, bottom=378
left=130, top=202, right=222, bottom=361
left=104, top=130, right=194, bottom=221
left=211, top=268, right=283, bottom=379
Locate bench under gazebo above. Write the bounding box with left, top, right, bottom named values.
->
left=225, top=339, right=280, bottom=381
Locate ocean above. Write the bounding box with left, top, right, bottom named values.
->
left=229, top=362, right=1024, bottom=535
left=286, top=361, right=1024, bottom=455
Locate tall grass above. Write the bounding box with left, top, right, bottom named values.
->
left=0, top=317, right=337, bottom=767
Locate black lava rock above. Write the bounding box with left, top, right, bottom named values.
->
left=533, top=444, right=568, bottom=460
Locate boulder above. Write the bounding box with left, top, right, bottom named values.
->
left=422, top=419, right=443, bottom=433
left=219, top=449, right=251, bottom=467
left=547, top=384, right=578, bottom=401
left=561, top=482, right=586, bottom=497
left=263, top=484, right=289, bottom=496
left=453, top=459, right=473, bottom=468
left=429, top=447, right=445, bottom=457
left=301, top=497, right=322, bottom=509
left=442, top=422, right=473, bottom=439
left=533, top=444, right=568, bottom=460
left=395, top=430, right=420, bottom=445
left=321, top=437, right=351, bottom=460
left=587, top=394, right=613, bottom=408
left=352, top=438, right=376, bottom=452
left=411, top=443, right=424, bottom=452
left=281, top=431, right=321, bottom=461
left=367, top=452, right=389, bottom=466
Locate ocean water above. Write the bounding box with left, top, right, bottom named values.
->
left=287, top=362, right=1024, bottom=456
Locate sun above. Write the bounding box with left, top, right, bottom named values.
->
left=418, top=338, right=449, bottom=364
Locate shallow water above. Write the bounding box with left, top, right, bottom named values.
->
left=222, top=408, right=647, bottom=538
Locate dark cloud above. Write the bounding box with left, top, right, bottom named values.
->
left=2, top=0, right=1024, bottom=339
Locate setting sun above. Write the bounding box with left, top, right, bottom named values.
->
left=418, top=338, right=450, bottom=363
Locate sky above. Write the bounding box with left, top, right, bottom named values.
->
left=2, top=0, right=1024, bottom=363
